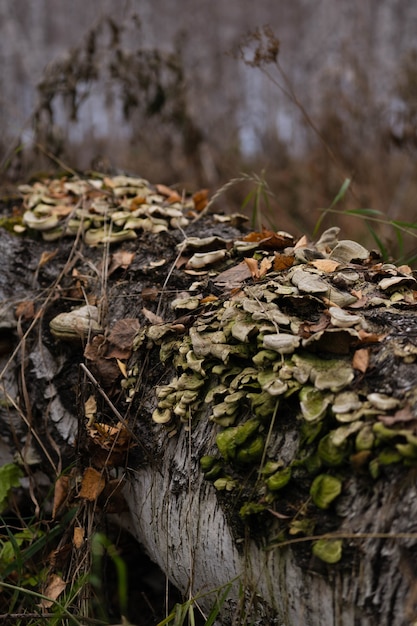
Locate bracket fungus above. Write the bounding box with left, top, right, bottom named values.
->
left=17, top=174, right=417, bottom=566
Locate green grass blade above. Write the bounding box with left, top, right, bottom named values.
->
left=343, top=208, right=384, bottom=217
left=366, top=222, right=390, bottom=261
left=204, top=582, right=233, bottom=626
left=329, top=178, right=351, bottom=209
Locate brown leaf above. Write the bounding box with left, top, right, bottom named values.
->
left=352, top=348, right=370, bottom=373
left=142, top=286, right=159, bottom=301
left=192, top=189, right=209, bottom=212
left=200, top=295, right=218, bottom=304
left=106, top=318, right=140, bottom=358
left=52, top=475, right=70, bottom=519
left=259, top=257, right=272, bottom=277
left=299, top=315, right=329, bottom=338
left=84, top=334, right=106, bottom=361
left=142, top=307, right=164, bottom=325
left=156, top=183, right=182, bottom=203
left=79, top=467, right=106, bottom=501
left=87, top=421, right=132, bottom=451
left=214, top=261, right=252, bottom=288
left=243, top=229, right=293, bottom=250
left=116, top=358, right=127, bottom=378
left=108, top=250, right=135, bottom=275
left=73, top=526, right=84, bottom=549
left=40, top=574, right=66, bottom=608
left=294, top=235, right=308, bottom=249
left=84, top=395, right=97, bottom=427
left=38, top=250, right=58, bottom=267
left=397, top=264, right=413, bottom=275
left=244, top=257, right=260, bottom=279
left=274, top=252, right=295, bottom=271
left=15, top=300, right=35, bottom=321
left=310, top=259, right=340, bottom=272
left=130, top=195, right=147, bottom=210
left=92, top=358, right=122, bottom=388
left=357, top=329, right=385, bottom=344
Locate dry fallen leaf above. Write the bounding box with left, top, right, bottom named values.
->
left=192, top=189, right=209, bottom=212
left=244, top=257, right=259, bottom=280
left=88, top=421, right=132, bottom=451
left=243, top=229, right=293, bottom=250
left=38, top=249, right=58, bottom=268
left=142, top=286, right=159, bottom=301
left=116, top=358, right=127, bottom=378
left=156, top=183, right=182, bottom=203
left=214, top=261, right=252, bottom=288
left=106, top=318, right=140, bottom=359
left=352, top=347, right=370, bottom=373
left=108, top=250, right=135, bottom=275
left=244, top=256, right=272, bottom=280
left=357, top=329, right=385, bottom=343
left=259, top=257, right=272, bottom=277
left=40, top=574, right=67, bottom=608
left=52, top=475, right=70, bottom=519
left=397, top=264, right=412, bottom=275
left=79, top=467, right=106, bottom=501
left=274, top=252, right=295, bottom=271
left=15, top=300, right=35, bottom=321
left=310, top=259, right=340, bottom=273
left=200, top=295, right=218, bottom=304
left=84, top=395, right=97, bottom=427
left=73, top=526, right=84, bottom=549
left=142, top=307, right=164, bottom=325
left=294, top=235, right=308, bottom=249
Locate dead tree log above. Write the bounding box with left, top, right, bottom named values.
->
left=2, top=176, right=417, bottom=625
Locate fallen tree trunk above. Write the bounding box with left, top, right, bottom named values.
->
left=2, top=175, right=417, bottom=625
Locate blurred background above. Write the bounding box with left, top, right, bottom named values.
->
left=1, top=0, right=417, bottom=257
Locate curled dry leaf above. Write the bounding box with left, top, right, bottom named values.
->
left=243, top=228, right=293, bottom=250
left=52, top=475, right=70, bottom=519
left=294, top=234, right=308, bottom=249
left=142, top=307, right=164, bottom=325
left=79, top=467, right=106, bottom=501
left=38, top=249, right=58, bottom=268
left=116, top=358, right=127, bottom=378
left=274, top=252, right=295, bottom=271
left=108, top=250, right=135, bottom=275
left=40, top=573, right=67, bottom=608
left=73, top=526, right=84, bottom=549
left=192, top=189, right=209, bottom=212
left=88, top=421, right=132, bottom=451
left=352, top=348, right=370, bottom=373
left=84, top=395, right=97, bottom=427
left=156, top=183, right=182, bottom=203
left=244, top=257, right=272, bottom=280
